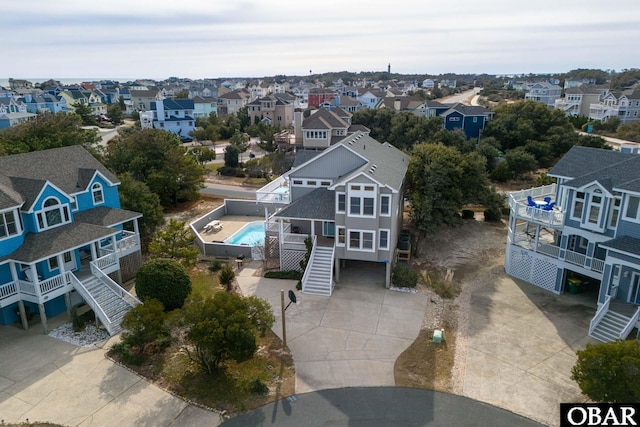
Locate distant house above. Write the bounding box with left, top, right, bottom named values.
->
left=0, top=146, right=143, bottom=335
left=441, top=103, right=493, bottom=140
left=439, top=79, right=457, bottom=89
left=0, top=98, right=36, bottom=129
left=589, top=89, right=640, bottom=124
left=246, top=94, right=294, bottom=127
left=308, top=88, right=337, bottom=108
left=150, top=98, right=195, bottom=137
left=217, top=89, right=250, bottom=117
left=424, top=101, right=450, bottom=118
left=524, top=81, right=562, bottom=108
left=357, top=88, right=385, bottom=110
left=376, top=96, right=425, bottom=116
left=422, top=79, right=435, bottom=89
left=192, top=96, right=218, bottom=119
left=320, top=96, right=365, bottom=113
left=564, top=77, right=597, bottom=90
left=554, top=85, right=609, bottom=117
left=129, top=89, right=162, bottom=112
left=21, top=93, right=68, bottom=114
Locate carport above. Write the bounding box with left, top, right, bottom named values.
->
left=336, top=259, right=388, bottom=289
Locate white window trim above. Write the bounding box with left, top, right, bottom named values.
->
left=380, top=195, right=391, bottom=217
left=336, top=192, right=346, bottom=214
left=36, top=197, right=71, bottom=232
left=336, top=226, right=345, bottom=247
left=379, top=228, right=390, bottom=250
left=624, top=195, right=640, bottom=223
left=0, top=209, right=21, bottom=241
left=608, top=197, right=621, bottom=230
left=582, top=191, right=605, bottom=231
left=92, top=183, right=105, bottom=205
left=570, top=191, right=585, bottom=221
left=347, top=229, right=376, bottom=253
left=348, top=184, right=377, bottom=218
left=48, top=256, right=59, bottom=271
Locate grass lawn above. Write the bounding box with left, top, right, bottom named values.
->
left=189, top=268, right=222, bottom=299
left=394, top=325, right=456, bottom=393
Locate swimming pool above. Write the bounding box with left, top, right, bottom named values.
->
left=224, top=221, right=265, bottom=246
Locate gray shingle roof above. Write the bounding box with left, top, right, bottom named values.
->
left=274, top=188, right=335, bottom=220
left=303, top=109, right=349, bottom=130
left=601, top=236, right=640, bottom=257
left=548, top=146, right=638, bottom=180
left=0, top=222, right=118, bottom=263
left=442, top=103, right=492, bottom=117
left=292, top=150, right=322, bottom=168
left=0, top=145, right=119, bottom=211
left=74, top=206, right=142, bottom=227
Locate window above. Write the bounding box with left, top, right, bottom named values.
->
left=292, top=180, right=303, bottom=185
left=348, top=184, right=376, bottom=217
left=379, top=229, right=389, bottom=250
left=348, top=230, right=375, bottom=252
left=449, top=117, right=460, bottom=122
left=380, top=195, right=391, bottom=216
left=321, top=181, right=331, bottom=187
left=337, top=227, right=345, bottom=246
left=336, top=193, right=346, bottom=213
left=307, top=181, right=317, bottom=186
left=36, top=197, right=70, bottom=231
left=571, top=191, right=585, bottom=220
left=586, top=190, right=603, bottom=225
left=70, top=198, right=78, bottom=211
left=609, top=197, right=621, bottom=229
left=92, top=183, right=104, bottom=205
left=473, top=117, right=478, bottom=123
left=0, top=210, right=19, bottom=239
left=48, top=256, right=59, bottom=270
left=625, top=196, right=640, bottom=221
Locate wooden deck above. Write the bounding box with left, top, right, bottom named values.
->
left=610, top=300, right=640, bottom=318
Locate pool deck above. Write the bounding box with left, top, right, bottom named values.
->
left=198, top=215, right=264, bottom=243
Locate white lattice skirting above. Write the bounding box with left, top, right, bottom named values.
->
left=507, top=246, right=562, bottom=294
left=281, top=249, right=306, bottom=272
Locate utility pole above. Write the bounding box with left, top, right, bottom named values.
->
left=281, top=289, right=287, bottom=348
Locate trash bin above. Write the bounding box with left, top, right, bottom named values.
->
left=567, top=278, right=582, bottom=294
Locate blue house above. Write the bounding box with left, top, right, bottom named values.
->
left=441, top=104, right=493, bottom=140
left=505, top=146, right=640, bottom=342
left=21, top=93, right=68, bottom=114
left=0, top=146, right=143, bottom=335
left=150, top=98, right=195, bottom=137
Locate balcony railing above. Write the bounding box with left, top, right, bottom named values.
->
left=511, top=237, right=605, bottom=275
left=256, top=176, right=290, bottom=204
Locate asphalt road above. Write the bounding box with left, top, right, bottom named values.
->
left=220, top=387, right=545, bottom=427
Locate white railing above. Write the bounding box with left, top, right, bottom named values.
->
left=609, top=285, right=619, bottom=298
left=589, top=295, right=611, bottom=335
left=301, top=235, right=318, bottom=292
left=117, top=231, right=140, bottom=252
left=537, top=243, right=560, bottom=258
left=17, top=280, right=36, bottom=296
left=69, top=272, right=114, bottom=335
left=266, top=221, right=291, bottom=234
left=256, top=176, right=290, bottom=204
left=511, top=203, right=564, bottom=227
left=283, top=233, right=308, bottom=245
left=0, top=281, right=18, bottom=300
left=39, top=273, right=70, bottom=295
left=591, top=258, right=605, bottom=273
left=620, top=306, right=640, bottom=340
left=90, top=262, right=141, bottom=307
left=509, top=184, right=557, bottom=208
left=565, top=250, right=587, bottom=267
left=93, top=252, right=118, bottom=270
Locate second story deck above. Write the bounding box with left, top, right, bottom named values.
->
left=508, top=184, right=564, bottom=228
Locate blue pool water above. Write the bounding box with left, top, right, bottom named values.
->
left=224, top=221, right=265, bottom=246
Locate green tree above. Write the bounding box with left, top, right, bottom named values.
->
left=120, top=299, right=169, bottom=352
left=189, top=146, right=216, bottom=166
left=237, top=106, right=251, bottom=131
left=73, top=102, right=96, bottom=125
left=571, top=340, right=640, bottom=402
left=503, top=147, right=538, bottom=178
left=0, top=112, right=99, bottom=155
left=182, top=293, right=263, bottom=373
left=118, top=96, right=126, bottom=110
left=616, top=120, right=640, bottom=143
left=224, top=144, right=240, bottom=168
left=135, top=259, right=192, bottom=311
left=148, top=219, right=199, bottom=267
left=117, top=173, right=164, bottom=247
left=229, top=130, right=250, bottom=153
left=107, top=104, right=123, bottom=125
left=103, top=128, right=204, bottom=206
left=218, top=264, right=236, bottom=293
left=407, top=144, right=489, bottom=233
left=244, top=295, right=276, bottom=337
left=174, top=89, right=189, bottom=99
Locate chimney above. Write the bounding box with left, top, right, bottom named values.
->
left=294, top=110, right=303, bottom=144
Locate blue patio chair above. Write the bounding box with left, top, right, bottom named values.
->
left=527, top=196, right=537, bottom=207
left=543, top=196, right=551, bottom=204
left=543, top=202, right=556, bottom=211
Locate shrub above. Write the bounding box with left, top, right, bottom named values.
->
left=120, top=299, right=169, bottom=351
left=484, top=206, right=503, bottom=222
left=264, top=270, right=303, bottom=280
left=110, top=342, right=145, bottom=365
left=208, top=259, right=224, bottom=272
left=461, top=209, right=475, bottom=219
left=421, top=271, right=460, bottom=299
left=392, top=264, right=419, bottom=288
left=219, top=264, right=236, bottom=293
left=250, top=378, right=269, bottom=395
left=218, top=166, right=240, bottom=176
left=135, top=259, right=192, bottom=311
left=71, top=306, right=95, bottom=332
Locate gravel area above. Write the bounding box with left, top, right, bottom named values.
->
left=48, top=322, right=110, bottom=347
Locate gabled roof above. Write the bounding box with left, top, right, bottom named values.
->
left=600, top=236, right=640, bottom=257
left=292, top=150, right=322, bottom=168
left=548, top=146, right=638, bottom=182
left=74, top=206, right=142, bottom=227
left=274, top=188, right=335, bottom=220
left=441, top=103, right=492, bottom=117
left=303, top=108, right=349, bottom=130
left=0, top=145, right=119, bottom=211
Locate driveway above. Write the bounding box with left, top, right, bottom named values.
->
left=236, top=261, right=429, bottom=393
left=462, top=275, right=596, bottom=426
left=0, top=316, right=223, bottom=426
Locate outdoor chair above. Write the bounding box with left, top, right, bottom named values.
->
left=543, top=196, right=552, bottom=204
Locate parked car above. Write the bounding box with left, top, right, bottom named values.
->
left=180, top=135, right=194, bottom=143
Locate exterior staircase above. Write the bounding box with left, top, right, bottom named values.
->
left=589, top=300, right=640, bottom=343
left=301, top=245, right=335, bottom=296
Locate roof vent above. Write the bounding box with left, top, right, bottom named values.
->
left=368, top=164, right=377, bottom=174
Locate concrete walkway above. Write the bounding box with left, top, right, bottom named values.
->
left=236, top=261, right=429, bottom=393
left=462, top=276, right=596, bottom=426
left=0, top=316, right=223, bottom=426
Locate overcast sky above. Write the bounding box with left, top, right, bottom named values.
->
left=3, top=0, right=639, bottom=81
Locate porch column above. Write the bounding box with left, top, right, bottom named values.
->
left=310, top=220, right=315, bottom=237
left=17, top=300, right=29, bottom=330
left=111, top=235, right=117, bottom=254
left=38, top=303, right=48, bottom=334
left=533, top=224, right=541, bottom=252
left=278, top=218, right=284, bottom=271
left=334, top=257, right=340, bottom=283
left=132, top=218, right=140, bottom=236
left=64, top=292, right=72, bottom=320
left=90, top=242, right=98, bottom=260
left=385, top=261, right=392, bottom=289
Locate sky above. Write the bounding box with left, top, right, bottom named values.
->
left=2, top=0, right=640, bottom=81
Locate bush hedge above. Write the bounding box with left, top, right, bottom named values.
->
left=392, top=263, right=419, bottom=288
left=264, top=270, right=303, bottom=280
left=135, top=259, right=192, bottom=311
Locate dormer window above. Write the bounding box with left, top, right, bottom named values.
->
left=37, top=197, right=70, bottom=231
left=92, top=183, right=104, bottom=205
left=0, top=209, right=20, bottom=239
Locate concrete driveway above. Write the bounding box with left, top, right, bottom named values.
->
left=236, top=262, right=429, bottom=393
left=462, top=276, right=597, bottom=426
left=0, top=317, right=223, bottom=426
